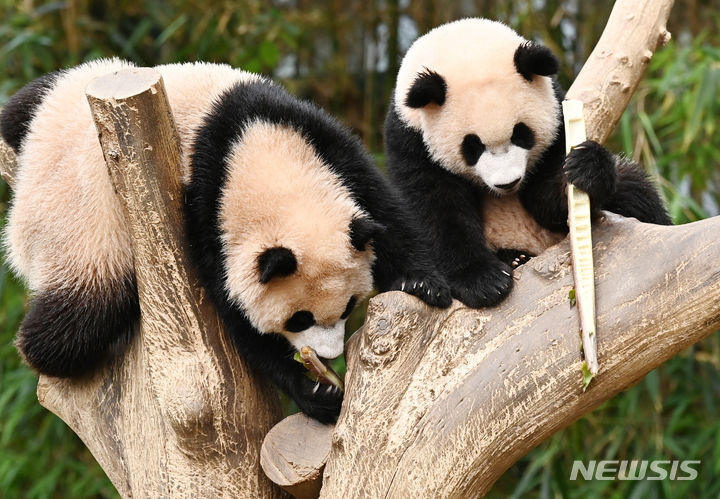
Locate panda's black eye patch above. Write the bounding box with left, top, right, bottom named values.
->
left=511, top=122, right=535, bottom=150
left=340, top=296, right=357, bottom=320
left=285, top=311, right=315, bottom=333
left=461, top=134, right=485, bottom=166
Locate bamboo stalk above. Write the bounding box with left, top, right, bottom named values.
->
left=562, top=100, right=598, bottom=376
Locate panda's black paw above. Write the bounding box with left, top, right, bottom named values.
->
left=293, top=379, right=344, bottom=425
left=564, top=140, right=617, bottom=205
left=496, top=248, right=533, bottom=268
left=449, top=260, right=513, bottom=308
left=511, top=254, right=531, bottom=268
left=390, top=272, right=453, bottom=308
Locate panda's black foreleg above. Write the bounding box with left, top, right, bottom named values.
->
left=564, top=140, right=617, bottom=208
left=523, top=139, right=670, bottom=230
left=564, top=141, right=671, bottom=224
left=444, top=249, right=514, bottom=308
left=16, top=275, right=140, bottom=378
left=350, top=180, right=453, bottom=309
left=225, top=318, right=343, bottom=424
left=370, top=227, right=453, bottom=309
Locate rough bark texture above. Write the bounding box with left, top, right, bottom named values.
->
left=0, top=140, right=16, bottom=186
left=566, top=0, right=674, bottom=143
left=321, top=213, right=720, bottom=497
left=14, top=69, right=282, bottom=497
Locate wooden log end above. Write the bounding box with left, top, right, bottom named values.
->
left=86, top=67, right=162, bottom=101
left=260, top=413, right=334, bottom=499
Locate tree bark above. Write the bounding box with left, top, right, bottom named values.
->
left=322, top=213, right=720, bottom=497
left=566, top=0, right=674, bottom=143
left=2, top=69, right=283, bottom=497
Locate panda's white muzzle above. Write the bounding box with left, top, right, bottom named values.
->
left=281, top=319, right=347, bottom=359
left=475, top=145, right=528, bottom=193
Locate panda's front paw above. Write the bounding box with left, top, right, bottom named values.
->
left=450, top=260, right=513, bottom=308
left=564, top=140, right=616, bottom=205
left=390, top=272, right=453, bottom=308
left=294, top=379, right=343, bottom=425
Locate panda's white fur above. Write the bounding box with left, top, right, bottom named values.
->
left=385, top=18, right=671, bottom=311
left=218, top=120, right=374, bottom=357
left=3, top=58, right=453, bottom=421
left=5, top=59, right=372, bottom=360
left=394, top=18, right=559, bottom=191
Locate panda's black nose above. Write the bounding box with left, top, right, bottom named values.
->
left=496, top=178, right=520, bottom=190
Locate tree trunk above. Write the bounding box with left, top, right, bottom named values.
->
left=2, top=68, right=283, bottom=497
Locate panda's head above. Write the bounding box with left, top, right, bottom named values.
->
left=217, top=120, right=379, bottom=360
left=394, top=18, right=560, bottom=194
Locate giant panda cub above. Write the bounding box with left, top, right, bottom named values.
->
left=1, top=59, right=452, bottom=423
left=385, top=18, right=671, bottom=308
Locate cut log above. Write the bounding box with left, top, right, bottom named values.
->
left=261, top=413, right=333, bottom=499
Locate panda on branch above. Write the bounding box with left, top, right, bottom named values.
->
left=385, top=18, right=671, bottom=309
left=1, top=59, right=452, bottom=423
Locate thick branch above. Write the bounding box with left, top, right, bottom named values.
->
left=30, top=69, right=282, bottom=496
left=321, top=214, right=720, bottom=497
left=566, top=0, right=674, bottom=143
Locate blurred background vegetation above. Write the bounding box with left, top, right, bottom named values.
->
left=0, top=0, right=719, bottom=497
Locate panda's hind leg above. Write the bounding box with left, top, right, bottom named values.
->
left=16, top=275, right=140, bottom=378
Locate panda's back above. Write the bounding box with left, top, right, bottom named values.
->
left=3, top=60, right=258, bottom=290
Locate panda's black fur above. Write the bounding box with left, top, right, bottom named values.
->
left=385, top=20, right=671, bottom=309
left=185, top=80, right=452, bottom=421
left=0, top=71, right=60, bottom=152
left=1, top=61, right=451, bottom=423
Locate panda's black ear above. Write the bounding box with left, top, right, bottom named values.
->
left=257, top=247, right=297, bottom=284
left=514, top=41, right=559, bottom=81
left=349, top=217, right=385, bottom=251
left=405, top=69, right=447, bottom=108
